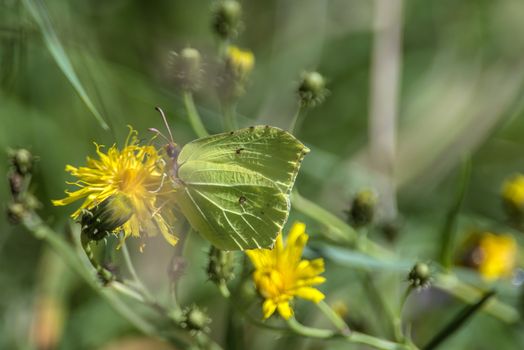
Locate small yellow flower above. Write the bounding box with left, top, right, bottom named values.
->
left=246, top=222, right=325, bottom=320
left=52, top=127, right=178, bottom=246
left=477, top=233, right=517, bottom=281
left=502, top=174, right=524, bottom=216
left=226, top=46, right=254, bottom=79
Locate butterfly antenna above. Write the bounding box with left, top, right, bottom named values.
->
left=148, top=127, right=170, bottom=143
left=155, top=107, right=174, bottom=143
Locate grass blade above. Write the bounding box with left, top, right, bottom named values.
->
left=22, top=0, right=109, bottom=130
left=423, top=290, right=495, bottom=350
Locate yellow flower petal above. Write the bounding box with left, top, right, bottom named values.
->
left=277, top=302, right=293, bottom=320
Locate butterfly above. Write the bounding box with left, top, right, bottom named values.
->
left=153, top=107, right=309, bottom=251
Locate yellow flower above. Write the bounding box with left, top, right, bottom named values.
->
left=246, top=222, right=325, bottom=320
left=52, top=128, right=178, bottom=246
left=226, top=46, right=254, bottom=78
left=477, top=233, right=517, bottom=281
left=502, top=174, right=524, bottom=214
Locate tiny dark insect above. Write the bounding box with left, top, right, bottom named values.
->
left=235, top=147, right=245, bottom=155
left=229, top=131, right=234, bottom=135
left=238, top=195, right=247, bottom=205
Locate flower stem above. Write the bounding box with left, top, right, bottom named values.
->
left=22, top=214, right=158, bottom=337
left=183, top=91, right=208, bottom=138
left=316, top=300, right=351, bottom=335
left=223, top=103, right=238, bottom=131
left=121, top=241, right=154, bottom=302
left=288, top=105, right=303, bottom=134
left=286, top=317, right=413, bottom=350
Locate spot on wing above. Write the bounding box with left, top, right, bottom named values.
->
left=238, top=195, right=247, bottom=205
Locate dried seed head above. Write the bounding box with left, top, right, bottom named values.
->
left=168, top=47, right=203, bottom=92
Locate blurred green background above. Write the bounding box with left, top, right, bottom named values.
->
left=2, top=0, right=524, bottom=349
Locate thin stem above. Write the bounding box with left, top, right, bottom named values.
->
left=286, top=317, right=412, bottom=350
left=288, top=105, right=303, bottom=134
left=291, top=190, right=394, bottom=259
left=183, top=91, right=208, bottom=138
left=121, top=241, right=154, bottom=302
left=316, top=300, right=351, bottom=335
left=22, top=214, right=158, bottom=337
left=218, top=280, right=231, bottom=298
left=223, top=103, right=238, bottom=131
left=393, top=285, right=413, bottom=342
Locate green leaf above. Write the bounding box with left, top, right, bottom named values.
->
left=22, top=0, right=109, bottom=130
left=174, top=126, right=309, bottom=250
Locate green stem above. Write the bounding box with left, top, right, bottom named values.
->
left=286, top=318, right=411, bottom=350
left=223, top=103, right=238, bottom=131
left=218, top=280, right=231, bottom=298
left=183, top=91, right=208, bottom=138
left=288, top=105, right=303, bottom=134
left=22, top=214, right=158, bottom=337
left=291, top=190, right=394, bottom=259
left=121, top=241, right=154, bottom=302
left=316, top=300, right=350, bottom=335
left=439, top=157, right=471, bottom=270
left=423, top=290, right=495, bottom=350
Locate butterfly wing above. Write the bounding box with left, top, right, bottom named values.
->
left=174, top=126, right=309, bottom=250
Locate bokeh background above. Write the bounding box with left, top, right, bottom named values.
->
left=2, top=0, right=524, bottom=349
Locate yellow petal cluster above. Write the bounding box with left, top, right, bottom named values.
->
left=52, top=128, right=178, bottom=246
left=246, top=222, right=325, bottom=320
left=226, top=46, right=255, bottom=78
left=477, top=233, right=517, bottom=281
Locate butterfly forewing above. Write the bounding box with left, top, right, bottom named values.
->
left=174, top=126, right=309, bottom=250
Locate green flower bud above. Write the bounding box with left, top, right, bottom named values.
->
left=297, top=71, right=328, bottom=108
left=8, top=148, right=33, bottom=175
left=207, top=246, right=235, bottom=285
left=347, top=189, right=377, bottom=227
left=168, top=47, right=203, bottom=92
left=408, top=263, right=431, bottom=289
left=7, top=202, right=26, bottom=224
left=181, top=305, right=211, bottom=333
left=80, top=195, right=133, bottom=241
left=211, top=0, right=242, bottom=40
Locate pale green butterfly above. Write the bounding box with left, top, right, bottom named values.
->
left=155, top=109, right=309, bottom=250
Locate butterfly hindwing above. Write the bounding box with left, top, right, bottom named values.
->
left=174, top=126, right=309, bottom=250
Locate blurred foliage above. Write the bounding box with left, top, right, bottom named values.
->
left=2, top=0, right=524, bottom=349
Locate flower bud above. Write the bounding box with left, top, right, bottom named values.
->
left=168, top=47, right=203, bottom=92
left=7, top=202, right=26, bottom=224
left=211, top=0, right=242, bottom=40
left=408, top=262, right=431, bottom=289
left=80, top=195, right=133, bottom=241
left=207, top=246, right=235, bottom=285
left=347, top=190, right=377, bottom=228
left=9, top=148, right=33, bottom=175
left=218, top=46, right=255, bottom=101
left=297, top=71, right=328, bottom=108
left=181, top=305, right=211, bottom=333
